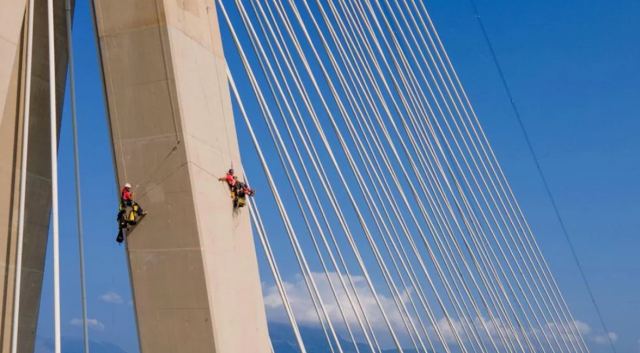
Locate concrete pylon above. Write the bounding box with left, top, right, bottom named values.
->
left=92, top=1, right=271, bottom=352
left=0, top=1, right=70, bottom=352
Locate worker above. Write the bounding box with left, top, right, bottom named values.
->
left=120, top=183, right=145, bottom=216
left=218, top=169, right=236, bottom=188
left=233, top=180, right=255, bottom=208
left=115, top=183, right=146, bottom=243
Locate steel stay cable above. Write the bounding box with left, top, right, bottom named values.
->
left=240, top=1, right=420, bottom=350
left=403, top=2, right=589, bottom=351
left=46, top=0, right=62, bottom=350
left=233, top=3, right=372, bottom=350
left=247, top=193, right=308, bottom=353
left=249, top=2, right=395, bottom=350
left=262, top=0, right=468, bottom=348
left=370, top=2, right=574, bottom=351
left=322, top=3, right=524, bottom=352
left=384, top=3, right=583, bottom=351
left=64, top=1, right=91, bottom=351
left=220, top=4, right=347, bottom=353
left=272, top=1, right=484, bottom=352
left=226, top=2, right=586, bottom=353
left=295, top=3, right=474, bottom=351
left=407, top=3, right=590, bottom=351
left=261, top=3, right=430, bottom=351
left=290, top=1, right=528, bottom=350
left=248, top=4, right=387, bottom=352
left=316, top=3, right=528, bottom=352
left=264, top=1, right=429, bottom=350
left=320, top=2, right=528, bottom=350
left=351, top=2, right=562, bottom=351
left=330, top=2, right=528, bottom=350
left=308, top=3, right=502, bottom=349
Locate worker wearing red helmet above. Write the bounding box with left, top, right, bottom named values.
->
left=218, top=169, right=237, bottom=188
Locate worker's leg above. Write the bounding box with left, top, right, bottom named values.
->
left=116, top=228, right=124, bottom=243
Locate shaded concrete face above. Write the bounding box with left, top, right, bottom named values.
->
left=0, top=1, right=70, bottom=352
left=0, top=0, right=27, bottom=127
left=93, top=1, right=271, bottom=352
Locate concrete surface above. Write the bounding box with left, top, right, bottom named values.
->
left=93, top=0, right=271, bottom=352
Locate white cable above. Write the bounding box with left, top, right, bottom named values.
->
left=247, top=3, right=385, bottom=351
left=252, top=2, right=413, bottom=351
left=330, top=2, right=524, bottom=350
left=227, top=64, right=341, bottom=352
left=301, top=3, right=491, bottom=352
left=11, top=1, right=34, bottom=352
left=242, top=3, right=391, bottom=351
left=409, top=3, right=590, bottom=351
left=220, top=4, right=349, bottom=352
left=380, top=2, right=576, bottom=351
left=397, top=2, right=588, bottom=351
left=347, top=2, right=555, bottom=351
left=47, top=0, right=62, bottom=351
left=223, top=1, right=587, bottom=352
left=248, top=199, right=308, bottom=353
left=262, top=1, right=488, bottom=346
left=318, top=3, right=516, bottom=350
left=64, top=1, right=90, bottom=352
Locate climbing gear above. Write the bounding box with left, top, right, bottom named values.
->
left=116, top=199, right=146, bottom=243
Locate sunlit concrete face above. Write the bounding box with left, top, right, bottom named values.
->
left=0, top=0, right=27, bottom=128
left=0, top=1, right=70, bottom=352
left=93, top=0, right=271, bottom=352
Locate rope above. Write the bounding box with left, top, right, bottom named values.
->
left=10, top=1, right=35, bottom=352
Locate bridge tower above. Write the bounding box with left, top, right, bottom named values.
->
left=1, top=1, right=70, bottom=352
left=0, top=1, right=272, bottom=352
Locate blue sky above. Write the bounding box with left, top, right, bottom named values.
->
left=34, top=0, right=639, bottom=353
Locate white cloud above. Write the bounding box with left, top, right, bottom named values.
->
left=100, top=291, right=123, bottom=304
left=263, top=271, right=618, bottom=350
left=593, top=331, right=618, bottom=345
left=263, top=271, right=414, bottom=345
left=70, top=318, right=105, bottom=331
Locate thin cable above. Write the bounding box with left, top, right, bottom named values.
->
left=64, top=1, right=90, bottom=352
left=11, top=1, right=35, bottom=352
left=467, top=1, right=613, bottom=351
